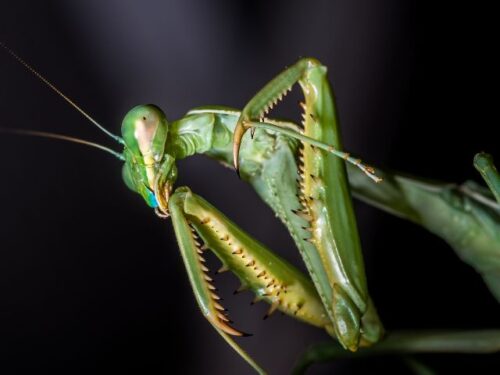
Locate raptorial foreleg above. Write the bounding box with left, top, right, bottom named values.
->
left=168, top=187, right=335, bottom=373
left=232, top=58, right=384, bottom=350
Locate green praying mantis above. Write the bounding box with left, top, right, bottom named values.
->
left=2, top=43, right=499, bottom=374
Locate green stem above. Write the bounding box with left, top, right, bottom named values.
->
left=293, top=330, right=500, bottom=374
left=403, top=356, right=436, bottom=375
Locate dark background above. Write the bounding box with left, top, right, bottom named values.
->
left=0, top=1, right=498, bottom=374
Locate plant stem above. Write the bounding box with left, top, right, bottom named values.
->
left=293, top=330, right=500, bottom=374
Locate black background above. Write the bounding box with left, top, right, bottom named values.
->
left=0, top=1, right=498, bottom=374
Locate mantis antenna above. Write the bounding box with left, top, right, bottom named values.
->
left=0, top=128, right=125, bottom=161
left=0, top=42, right=124, bottom=145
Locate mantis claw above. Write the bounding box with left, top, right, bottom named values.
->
left=154, top=207, right=169, bottom=219
left=232, top=117, right=251, bottom=173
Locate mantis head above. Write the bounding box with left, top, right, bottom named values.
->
left=0, top=44, right=180, bottom=217
left=121, top=104, right=177, bottom=217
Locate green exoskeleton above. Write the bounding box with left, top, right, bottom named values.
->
left=2, top=44, right=385, bottom=373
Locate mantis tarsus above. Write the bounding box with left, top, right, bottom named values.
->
left=2, top=43, right=499, bottom=374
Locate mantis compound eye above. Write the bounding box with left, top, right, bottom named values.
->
left=121, top=104, right=168, bottom=162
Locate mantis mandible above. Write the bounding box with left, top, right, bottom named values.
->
left=1, top=44, right=385, bottom=373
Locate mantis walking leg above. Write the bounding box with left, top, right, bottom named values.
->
left=474, top=152, right=500, bottom=204
left=168, top=187, right=335, bottom=373
left=233, top=58, right=384, bottom=350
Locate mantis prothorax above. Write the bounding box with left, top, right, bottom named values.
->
left=1, top=44, right=385, bottom=374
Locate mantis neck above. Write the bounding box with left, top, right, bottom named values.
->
left=167, top=108, right=283, bottom=177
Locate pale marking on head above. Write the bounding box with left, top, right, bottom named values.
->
left=134, top=118, right=157, bottom=159
left=133, top=118, right=161, bottom=189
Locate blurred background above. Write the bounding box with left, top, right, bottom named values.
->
left=0, top=1, right=498, bottom=374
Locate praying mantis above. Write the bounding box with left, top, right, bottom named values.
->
left=2, top=43, right=499, bottom=374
